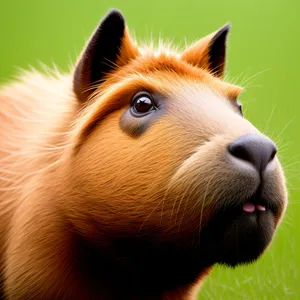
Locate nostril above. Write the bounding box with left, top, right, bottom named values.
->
left=228, top=143, right=252, bottom=163
left=268, top=147, right=277, bottom=163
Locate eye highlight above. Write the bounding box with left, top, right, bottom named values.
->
left=130, top=92, right=156, bottom=117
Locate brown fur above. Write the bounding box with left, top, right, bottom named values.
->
left=0, top=10, right=287, bottom=300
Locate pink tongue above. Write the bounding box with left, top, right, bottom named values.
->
left=243, top=202, right=255, bottom=213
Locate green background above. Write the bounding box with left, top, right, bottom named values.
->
left=0, top=0, right=299, bottom=299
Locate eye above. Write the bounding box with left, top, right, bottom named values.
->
left=237, top=101, right=243, bottom=116
left=131, top=92, right=156, bottom=116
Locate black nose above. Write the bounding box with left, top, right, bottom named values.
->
left=228, top=134, right=277, bottom=173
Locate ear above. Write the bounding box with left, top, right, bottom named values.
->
left=73, top=9, right=139, bottom=102
left=181, top=24, right=230, bottom=78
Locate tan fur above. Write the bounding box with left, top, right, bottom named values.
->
left=181, top=32, right=216, bottom=73
left=0, top=14, right=287, bottom=300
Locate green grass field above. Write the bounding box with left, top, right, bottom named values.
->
left=0, top=0, right=299, bottom=299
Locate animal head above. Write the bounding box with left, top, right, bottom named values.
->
left=64, top=9, right=287, bottom=267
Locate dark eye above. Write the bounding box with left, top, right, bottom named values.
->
left=131, top=93, right=156, bottom=116
left=237, top=101, right=243, bottom=116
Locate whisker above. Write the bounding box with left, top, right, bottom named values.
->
left=263, top=104, right=276, bottom=133
left=272, top=118, right=295, bottom=144
left=239, top=68, right=271, bottom=87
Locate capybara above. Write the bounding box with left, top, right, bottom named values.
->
left=0, top=9, right=287, bottom=300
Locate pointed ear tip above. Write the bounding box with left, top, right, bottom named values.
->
left=218, top=23, right=231, bottom=35
left=107, top=8, right=123, bottom=17
left=104, top=8, right=125, bottom=24
left=211, top=23, right=231, bottom=44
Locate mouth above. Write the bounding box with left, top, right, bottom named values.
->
left=242, top=192, right=268, bottom=215
left=201, top=189, right=280, bottom=267
left=239, top=189, right=279, bottom=216
left=243, top=202, right=266, bottom=213
left=223, top=190, right=280, bottom=231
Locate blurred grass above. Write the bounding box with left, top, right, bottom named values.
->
left=0, top=0, right=299, bottom=299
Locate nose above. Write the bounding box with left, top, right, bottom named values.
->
left=228, top=133, right=277, bottom=173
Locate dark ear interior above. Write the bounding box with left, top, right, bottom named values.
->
left=208, top=24, right=231, bottom=77
left=73, top=9, right=126, bottom=102
left=181, top=23, right=231, bottom=78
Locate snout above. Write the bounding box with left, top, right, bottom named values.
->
left=228, top=133, right=277, bottom=175
left=226, top=133, right=281, bottom=214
